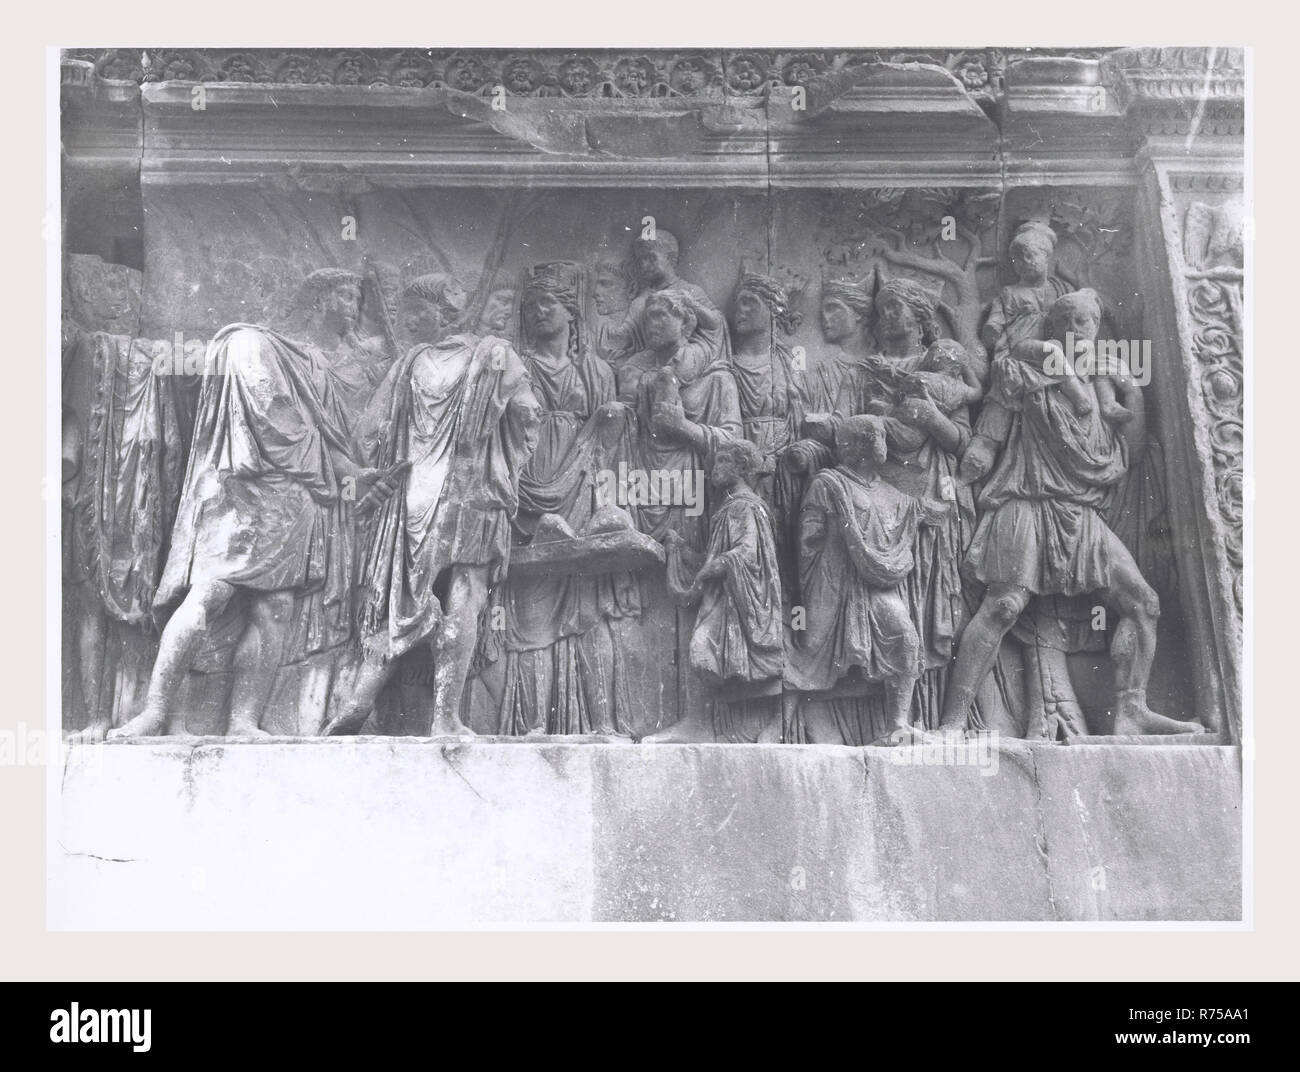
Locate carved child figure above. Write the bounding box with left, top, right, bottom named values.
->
left=948, top=288, right=1201, bottom=738
left=984, top=222, right=1131, bottom=425
left=782, top=416, right=949, bottom=745
left=982, top=221, right=1072, bottom=366
left=903, top=338, right=984, bottom=412
left=1006, top=336, right=1097, bottom=418
left=648, top=439, right=785, bottom=743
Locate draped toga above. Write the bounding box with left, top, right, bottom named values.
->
left=354, top=333, right=541, bottom=663
left=784, top=466, right=924, bottom=693
left=155, top=325, right=356, bottom=656
left=830, top=353, right=974, bottom=678
left=689, top=486, right=784, bottom=686
left=617, top=349, right=743, bottom=551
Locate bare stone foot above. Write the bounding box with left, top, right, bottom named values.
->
left=323, top=708, right=370, bottom=736
left=934, top=719, right=968, bottom=742
left=66, top=719, right=111, bottom=745
left=226, top=717, right=270, bottom=739
left=755, top=716, right=783, bottom=744
left=430, top=717, right=475, bottom=739
left=642, top=716, right=714, bottom=744
left=107, top=707, right=166, bottom=739
left=872, top=722, right=934, bottom=747
left=1112, top=690, right=1204, bottom=736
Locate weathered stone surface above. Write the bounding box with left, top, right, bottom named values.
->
left=57, top=47, right=1245, bottom=928
left=1032, top=743, right=1242, bottom=921
left=52, top=740, right=1241, bottom=926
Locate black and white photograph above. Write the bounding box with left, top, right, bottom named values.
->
left=3, top=0, right=1293, bottom=1020
left=51, top=41, right=1247, bottom=927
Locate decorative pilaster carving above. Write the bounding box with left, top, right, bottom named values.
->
left=1182, top=200, right=1245, bottom=617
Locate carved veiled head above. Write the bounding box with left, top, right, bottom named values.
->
left=820, top=278, right=873, bottom=344
left=298, top=268, right=363, bottom=336
left=633, top=230, right=679, bottom=288
left=711, top=437, right=764, bottom=489
left=875, top=278, right=940, bottom=349
left=1044, top=289, right=1103, bottom=349
left=643, top=290, right=695, bottom=352
left=835, top=414, right=889, bottom=469
left=400, top=273, right=467, bottom=345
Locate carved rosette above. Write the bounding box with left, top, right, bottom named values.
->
left=60, top=47, right=1076, bottom=104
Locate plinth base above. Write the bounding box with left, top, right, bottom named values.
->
left=51, top=738, right=1242, bottom=926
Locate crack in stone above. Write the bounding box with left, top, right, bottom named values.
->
left=1026, top=746, right=1061, bottom=922
left=439, top=745, right=487, bottom=802
left=58, top=841, right=139, bottom=864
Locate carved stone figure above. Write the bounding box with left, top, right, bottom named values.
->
left=817, top=278, right=977, bottom=728
left=601, top=229, right=729, bottom=380
left=946, top=289, right=1203, bottom=737
left=984, top=222, right=1133, bottom=427
left=324, top=275, right=541, bottom=737
left=109, top=318, right=373, bottom=738
left=783, top=416, right=948, bottom=745
left=729, top=270, right=807, bottom=476
left=775, top=273, right=878, bottom=598
left=728, top=268, right=809, bottom=584
left=591, top=253, right=633, bottom=363
left=487, top=262, right=640, bottom=736
left=62, top=257, right=188, bottom=743
left=615, top=290, right=742, bottom=551
left=809, top=274, right=876, bottom=411
left=649, top=439, right=784, bottom=743
left=982, top=222, right=1071, bottom=367
left=294, top=268, right=394, bottom=422
left=477, top=279, right=517, bottom=338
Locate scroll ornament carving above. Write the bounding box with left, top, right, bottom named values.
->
left=1182, top=201, right=1243, bottom=618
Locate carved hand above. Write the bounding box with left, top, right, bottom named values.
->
left=697, top=557, right=727, bottom=582
left=356, top=460, right=411, bottom=513
left=652, top=400, right=687, bottom=437
left=958, top=436, right=998, bottom=484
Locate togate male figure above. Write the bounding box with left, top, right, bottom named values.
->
left=109, top=310, right=392, bottom=739
left=324, top=274, right=542, bottom=737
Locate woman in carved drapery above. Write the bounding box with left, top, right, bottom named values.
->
left=809, top=276, right=876, bottom=412
left=775, top=275, right=876, bottom=594
left=490, top=262, right=641, bottom=736
left=728, top=270, right=808, bottom=585
left=616, top=290, right=743, bottom=553
left=818, top=278, right=977, bottom=731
